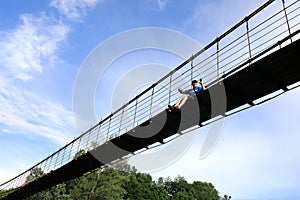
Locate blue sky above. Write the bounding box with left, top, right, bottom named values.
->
left=1, top=0, right=300, bottom=199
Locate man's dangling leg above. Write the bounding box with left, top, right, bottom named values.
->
left=174, top=95, right=188, bottom=109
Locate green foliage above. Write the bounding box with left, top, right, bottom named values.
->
left=111, top=159, right=137, bottom=173
left=91, top=168, right=129, bottom=200
left=26, top=183, right=69, bottom=200
left=73, top=149, right=86, bottom=160
left=164, top=175, right=221, bottom=200
left=0, top=188, right=16, bottom=198
left=21, top=162, right=229, bottom=200
left=190, top=181, right=220, bottom=200
left=123, top=172, right=168, bottom=200
left=0, top=167, right=46, bottom=199
left=24, top=167, right=45, bottom=185
left=68, top=172, right=99, bottom=200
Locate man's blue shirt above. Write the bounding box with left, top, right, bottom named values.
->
left=184, top=85, right=203, bottom=97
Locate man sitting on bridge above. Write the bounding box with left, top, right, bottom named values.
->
left=167, top=79, right=206, bottom=112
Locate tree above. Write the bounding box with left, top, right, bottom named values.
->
left=24, top=167, right=45, bottom=185
left=20, top=163, right=228, bottom=200
left=68, top=171, right=98, bottom=200
left=111, top=159, right=137, bottom=173
left=156, top=177, right=164, bottom=186
left=124, top=172, right=168, bottom=200
left=191, top=181, right=220, bottom=200
left=163, top=176, right=221, bottom=200
left=172, top=176, right=191, bottom=200
left=91, top=167, right=129, bottom=200
left=26, top=183, right=70, bottom=200
left=163, top=176, right=175, bottom=196
left=0, top=188, right=16, bottom=199
left=73, top=149, right=86, bottom=160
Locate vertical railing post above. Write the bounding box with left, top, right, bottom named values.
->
left=191, top=55, right=194, bottom=82
left=53, top=151, right=59, bottom=169
left=19, top=175, right=24, bottom=187
left=86, top=129, right=92, bottom=150
left=149, top=87, right=154, bottom=119
left=168, top=75, right=172, bottom=104
left=76, top=137, right=82, bottom=154
left=61, top=147, right=67, bottom=166
left=9, top=178, right=12, bottom=189
left=245, top=18, right=252, bottom=64
left=68, top=142, right=74, bottom=161
left=95, top=121, right=101, bottom=148
left=47, top=156, right=53, bottom=172
left=16, top=176, right=21, bottom=188
left=216, top=38, right=220, bottom=81
left=106, top=116, right=112, bottom=142
left=133, top=99, right=138, bottom=129
left=15, top=176, right=22, bottom=187
left=20, top=174, right=25, bottom=187
left=40, top=159, right=45, bottom=174
left=118, top=108, right=125, bottom=137
left=282, top=0, right=292, bottom=43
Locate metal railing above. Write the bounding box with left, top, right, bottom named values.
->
left=1, top=0, right=300, bottom=197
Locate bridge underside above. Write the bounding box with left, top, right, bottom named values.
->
left=3, top=39, right=300, bottom=200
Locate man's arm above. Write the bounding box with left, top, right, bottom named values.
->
left=199, top=79, right=206, bottom=90
left=178, top=88, right=191, bottom=94
left=178, top=88, right=185, bottom=94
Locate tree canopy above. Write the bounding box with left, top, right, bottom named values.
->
left=0, top=161, right=231, bottom=199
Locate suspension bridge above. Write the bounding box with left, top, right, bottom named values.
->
left=1, top=0, right=300, bottom=199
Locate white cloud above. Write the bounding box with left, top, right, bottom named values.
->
left=157, top=0, right=169, bottom=11
left=0, top=12, right=74, bottom=145
left=50, top=0, right=102, bottom=21
left=2, top=129, right=12, bottom=134
left=0, top=13, right=70, bottom=81
left=0, top=11, right=75, bottom=185
left=0, top=77, right=75, bottom=146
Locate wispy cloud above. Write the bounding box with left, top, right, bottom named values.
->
left=50, top=0, right=102, bottom=21
left=157, top=0, right=169, bottom=11
left=0, top=13, right=74, bottom=145
left=0, top=13, right=70, bottom=81
left=2, top=129, right=12, bottom=134
left=0, top=77, right=75, bottom=145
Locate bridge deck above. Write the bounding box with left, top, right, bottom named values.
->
left=3, top=39, right=300, bottom=200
